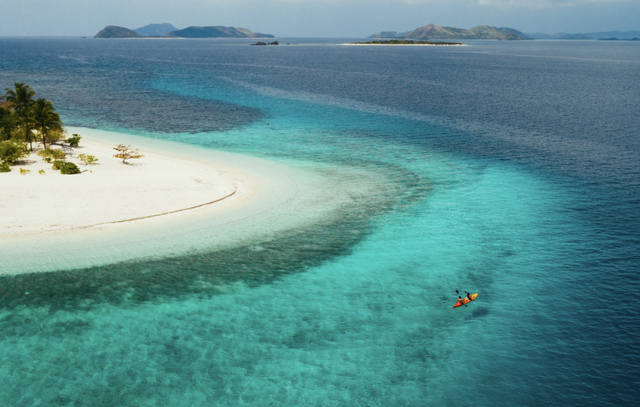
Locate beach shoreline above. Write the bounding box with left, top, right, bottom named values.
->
left=1, top=133, right=250, bottom=239
left=1, top=127, right=392, bottom=275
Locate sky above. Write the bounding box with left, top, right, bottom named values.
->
left=0, top=0, right=638, bottom=37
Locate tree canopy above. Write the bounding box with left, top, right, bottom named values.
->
left=4, top=83, right=36, bottom=118
left=30, top=98, right=63, bottom=150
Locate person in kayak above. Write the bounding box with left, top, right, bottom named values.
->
left=466, top=292, right=474, bottom=302
left=456, top=296, right=464, bottom=306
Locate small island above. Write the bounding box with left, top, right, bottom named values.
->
left=349, top=40, right=465, bottom=46
left=95, top=23, right=274, bottom=39
left=368, top=24, right=529, bottom=40
left=1, top=82, right=243, bottom=237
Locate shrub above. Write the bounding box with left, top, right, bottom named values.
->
left=39, top=169, right=45, bottom=175
left=50, top=149, right=65, bottom=160
left=0, top=140, right=29, bottom=164
left=113, top=144, right=143, bottom=164
left=20, top=168, right=30, bottom=175
left=60, top=162, right=80, bottom=174
left=37, top=149, right=50, bottom=161
left=37, top=148, right=65, bottom=161
left=52, top=160, right=65, bottom=170
left=77, top=153, right=98, bottom=165
left=67, top=134, right=82, bottom=147
left=0, top=163, right=10, bottom=173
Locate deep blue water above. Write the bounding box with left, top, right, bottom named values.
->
left=1, top=38, right=639, bottom=406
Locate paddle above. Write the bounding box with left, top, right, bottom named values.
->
left=456, top=290, right=469, bottom=307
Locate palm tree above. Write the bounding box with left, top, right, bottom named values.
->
left=18, top=116, right=37, bottom=150
left=30, top=98, right=62, bottom=150
left=4, top=82, right=36, bottom=118
left=4, top=83, right=37, bottom=150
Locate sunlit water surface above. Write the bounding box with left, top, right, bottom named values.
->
left=1, top=38, right=639, bottom=406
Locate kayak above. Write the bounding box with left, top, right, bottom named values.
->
left=453, top=293, right=478, bottom=308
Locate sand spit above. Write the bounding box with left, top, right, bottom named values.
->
left=0, top=127, right=393, bottom=275
left=0, top=137, right=243, bottom=237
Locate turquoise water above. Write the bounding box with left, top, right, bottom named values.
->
left=1, top=39, right=639, bottom=405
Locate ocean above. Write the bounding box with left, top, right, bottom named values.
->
left=1, top=37, right=639, bottom=406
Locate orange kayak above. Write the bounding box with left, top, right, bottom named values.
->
left=453, top=293, right=478, bottom=308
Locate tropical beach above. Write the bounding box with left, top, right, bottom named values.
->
left=1, top=124, right=397, bottom=275
left=1, top=135, right=244, bottom=238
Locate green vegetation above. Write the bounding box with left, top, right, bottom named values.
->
left=2, top=82, right=86, bottom=176
left=52, top=160, right=80, bottom=174
left=4, top=83, right=37, bottom=150
left=0, top=140, right=29, bottom=164
left=31, top=98, right=63, bottom=149
left=0, top=104, right=17, bottom=141
left=3, top=83, right=64, bottom=152
left=351, top=39, right=463, bottom=45
left=37, top=148, right=66, bottom=161
left=67, top=134, right=82, bottom=147
left=77, top=153, right=98, bottom=165
left=59, top=162, right=80, bottom=174
left=113, top=144, right=143, bottom=164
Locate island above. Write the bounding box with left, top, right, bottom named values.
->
left=1, top=83, right=245, bottom=239
left=526, top=30, right=640, bottom=40
left=133, top=23, right=178, bottom=37
left=368, top=24, right=530, bottom=40
left=94, top=26, right=142, bottom=38
left=597, top=37, right=640, bottom=41
left=349, top=40, right=464, bottom=46
left=166, top=26, right=274, bottom=39
left=95, top=24, right=274, bottom=39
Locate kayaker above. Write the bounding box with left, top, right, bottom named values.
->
left=466, top=292, right=474, bottom=302
left=456, top=296, right=464, bottom=306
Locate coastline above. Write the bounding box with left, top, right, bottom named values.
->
left=0, top=127, right=393, bottom=275
left=1, top=135, right=246, bottom=238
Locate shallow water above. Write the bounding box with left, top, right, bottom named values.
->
left=1, top=38, right=639, bottom=406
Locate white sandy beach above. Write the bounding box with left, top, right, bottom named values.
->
left=1, top=127, right=391, bottom=275
left=1, top=137, right=248, bottom=238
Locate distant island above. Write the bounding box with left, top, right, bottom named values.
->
left=166, top=26, right=274, bottom=38
left=350, top=40, right=464, bottom=46
left=95, top=23, right=274, bottom=39
left=95, top=26, right=142, bottom=39
left=526, top=30, right=640, bottom=40
left=597, top=37, right=640, bottom=41
left=134, top=23, right=178, bottom=37
left=368, top=24, right=529, bottom=40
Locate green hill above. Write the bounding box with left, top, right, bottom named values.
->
left=134, top=23, right=179, bottom=37
left=370, top=24, right=529, bottom=40
left=94, top=26, right=142, bottom=38
left=166, top=26, right=274, bottom=38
